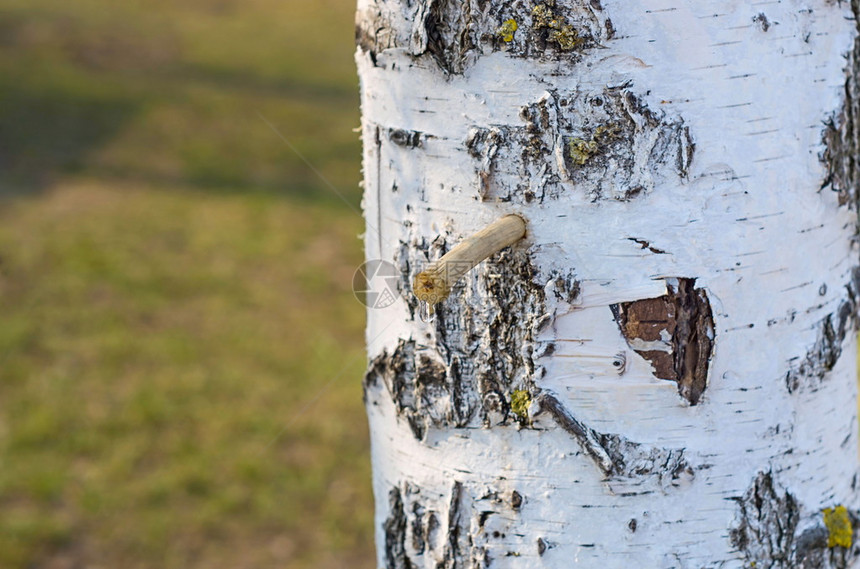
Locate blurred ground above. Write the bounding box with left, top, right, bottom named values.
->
left=0, top=0, right=373, bottom=567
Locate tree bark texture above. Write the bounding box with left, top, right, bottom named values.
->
left=356, top=1, right=860, bottom=567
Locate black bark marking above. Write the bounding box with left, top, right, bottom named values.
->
left=548, top=272, right=581, bottom=303
left=465, top=126, right=506, bottom=200
left=730, top=472, right=860, bottom=568
left=627, top=237, right=669, bottom=255
left=612, top=278, right=715, bottom=405
left=535, top=392, right=693, bottom=484
left=372, top=237, right=576, bottom=438
left=355, top=22, right=378, bottom=65
left=355, top=3, right=399, bottom=66
left=810, top=0, right=860, bottom=391
left=382, top=482, right=496, bottom=568
left=443, top=481, right=464, bottom=566
left=384, top=487, right=415, bottom=569
left=528, top=1, right=597, bottom=54
left=389, top=128, right=425, bottom=149
left=491, top=0, right=612, bottom=63
left=355, top=0, right=613, bottom=75
left=753, top=13, right=771, bottom=32
left=785, top=267, right=860, bottom=394
left=423, top=0, right=475, bottom=75
left=821, top=2, right=860, bottom=221
left=412, top=502, right=427, bottom=555
left=730, top=471, right=800, bottom=568
left=364, top=339, right=475, bottom=440
left=427, top=511, right=441, bottom=555
left=466, top=88, right=694, bottom=203
left=510, top=490, right=523, bottom=510
left=439, top=481, right=489, bottom=569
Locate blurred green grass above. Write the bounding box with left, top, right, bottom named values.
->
left=0, top=0, right=373, bottom=567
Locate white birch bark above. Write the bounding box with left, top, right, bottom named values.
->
left=356, top=1, right=860, bottom=566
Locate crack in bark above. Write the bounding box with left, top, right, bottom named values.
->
left=611, top=278, right=715, bottom=405
left=534, top=392, right=693, bottom=484
left=627, top=237, right=668, bottom=255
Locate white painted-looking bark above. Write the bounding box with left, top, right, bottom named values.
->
left=357, top=1, right=860, bottom=567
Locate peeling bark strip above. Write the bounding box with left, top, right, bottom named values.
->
left=466, top=87, right=693, bottom=204
left=611, top=278, right=714, bottom=405
left=786, top=267, right=860, bottom=393
left=355, top=0, right=613, bottom=74
left=535, top=392, right=692, bottom=485
left=730, top=472, right=860, bottom=569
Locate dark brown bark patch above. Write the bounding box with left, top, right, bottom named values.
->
left=611, top=278, right=714, bottom=405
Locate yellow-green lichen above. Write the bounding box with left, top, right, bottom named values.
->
left=569, top=138, right=599, bottom=166
left=496, top=19, right=518, bottom=42
left=568, top=123, right=621, bottom=166
left=823, top=505, right=853, bottom=548
left=594, top=122, right=621, bottom=142
left=531, top=2, right=583, bottom=51
left=531, top=4, right=556, bottom=29
left=549, top=25, right=581, bottom=50
left=510, top=390, right=531, bottom=419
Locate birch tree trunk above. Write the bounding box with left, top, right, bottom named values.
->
left=356, top=1, right=860, bottom=566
